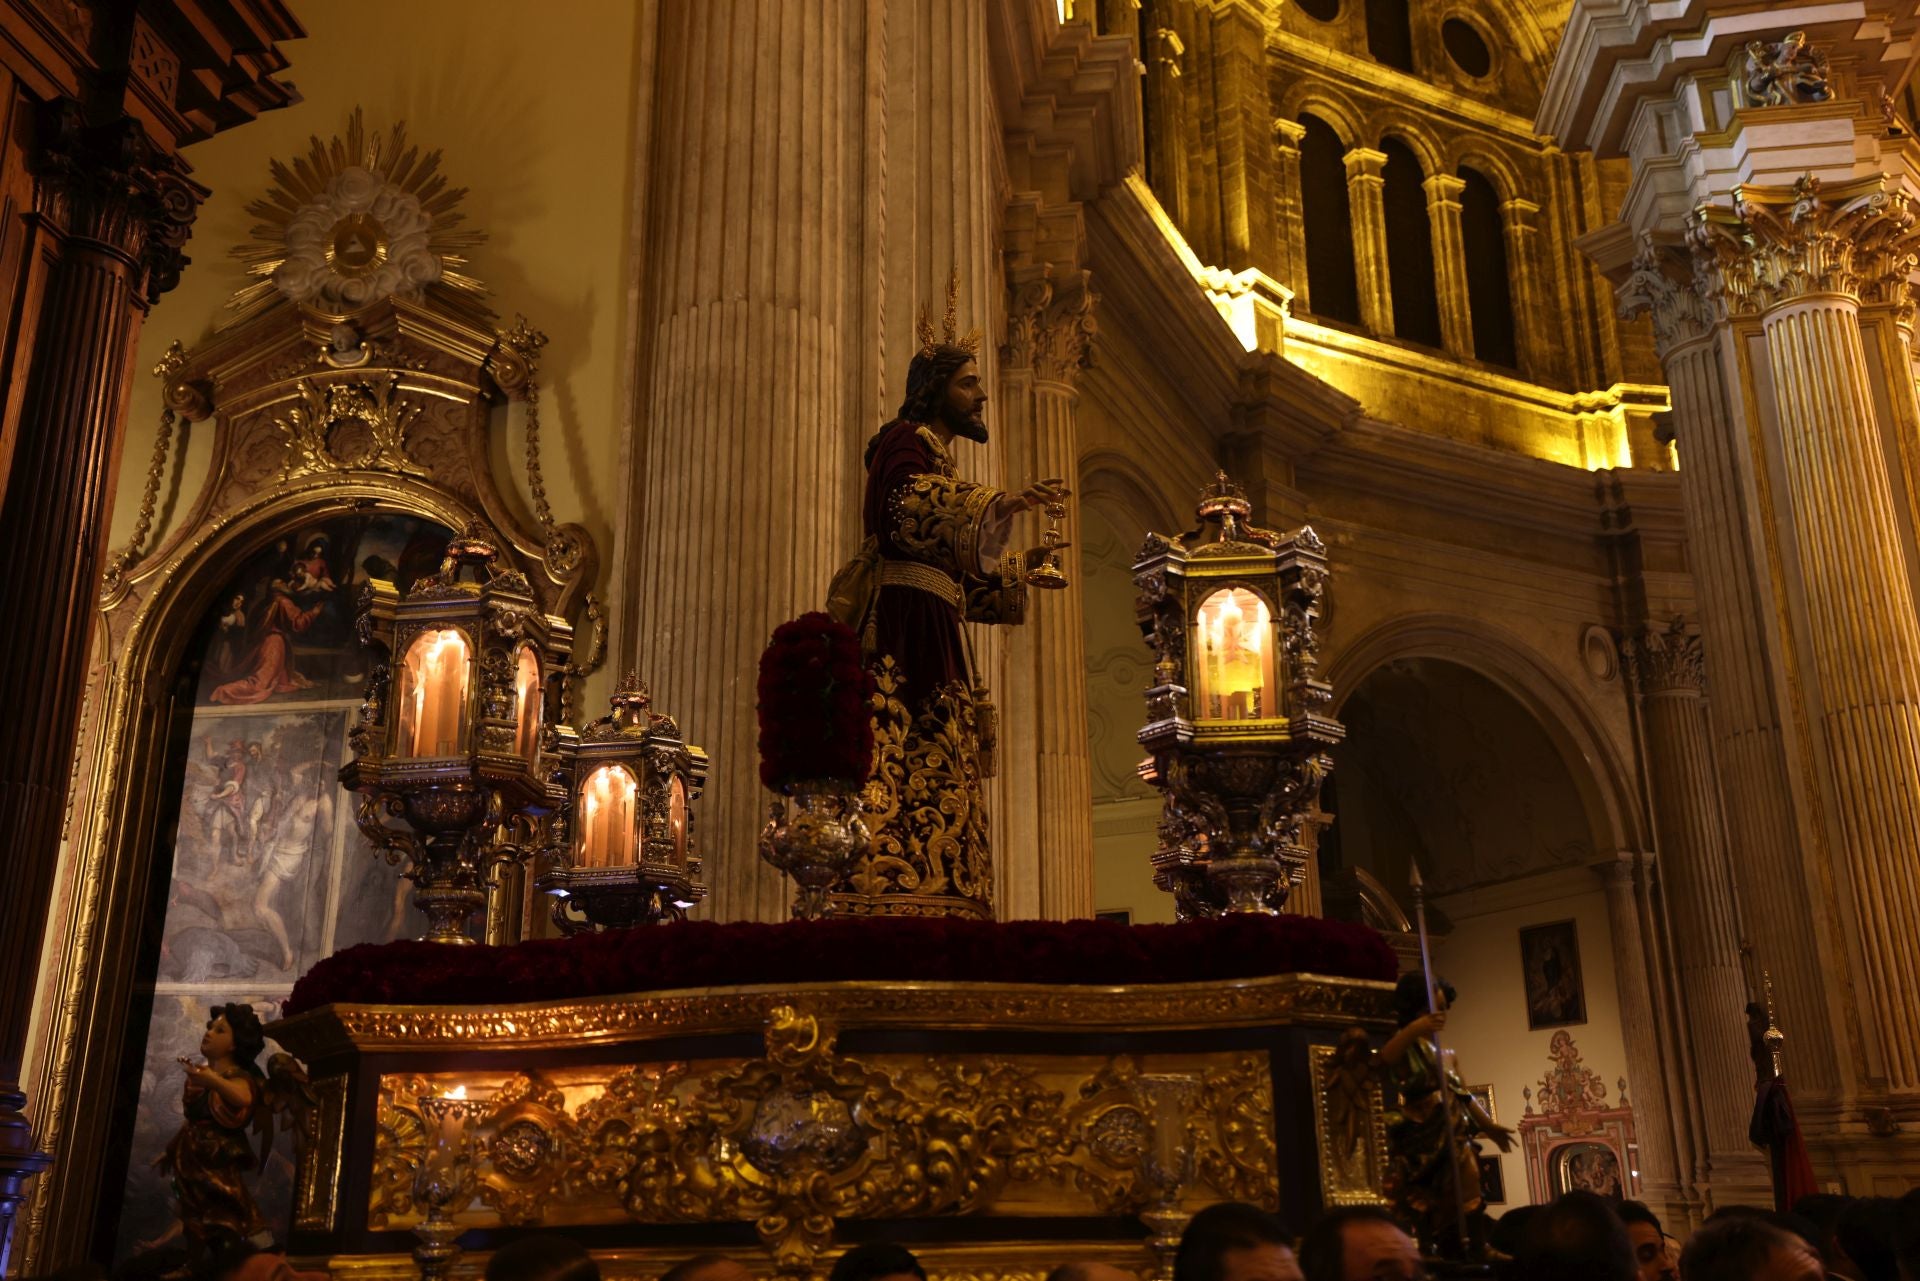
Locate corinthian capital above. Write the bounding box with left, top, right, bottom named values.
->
left=1624, top=617, right=1706, bottom=695
left=1003, top=265, right=1098, bottom=387
left=1689, top=175, right=1920, bottom=319
left=33, top=107, right=205, bottom=306
left=1618, top=234, right=1713, bottom=355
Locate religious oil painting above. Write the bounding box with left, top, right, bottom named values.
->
left=1519, top=919, right=1586, bottom=1030
left=113, top=513, right=448, bottom=1257
left=1477, top=1154, right=1506, bottom=1205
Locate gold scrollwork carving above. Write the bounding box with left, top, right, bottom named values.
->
left=271, top=974, right=1394, bottom=1056
left=362, top=1008, right=1280, bottom=1276
left=840, top=659, right=993, bottom=919
left=274, top=372, right=429, bottom=482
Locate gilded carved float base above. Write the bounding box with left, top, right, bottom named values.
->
left=270, top=974, right=1395, bottom=1278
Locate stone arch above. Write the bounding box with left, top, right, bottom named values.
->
left=1079, top=447, right=1187, bottom=537
left=1450, top=142, right=1525, bottom=204
left=1367, top=115, right=1448, bottom=176
left=1326, top=612, right=1641, bottom=856
left=1279, top=86, right=1367, bottom=150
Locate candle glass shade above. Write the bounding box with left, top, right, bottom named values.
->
left=578, top=764, right=639, bottom=868
left=1194, top=587, right=1275, bottom=721
left=395, top=628, right=472, bottom=758
left=512, top=644, right=542, bottom=764
left=342, top=522, right=574, bottom=945
left=536, top=674, right=708, bottom=931
left=1134, top=473, right=1341, bottom=918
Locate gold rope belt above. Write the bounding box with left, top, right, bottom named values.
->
left=878, top=559, right=963, bottom=610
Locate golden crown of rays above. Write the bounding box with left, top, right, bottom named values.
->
left=916, top=266, right=982, bottom=358
left=229, top=107, right=486, bottom=313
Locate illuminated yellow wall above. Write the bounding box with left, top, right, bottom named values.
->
left=112, top=0, right=643, bottom=712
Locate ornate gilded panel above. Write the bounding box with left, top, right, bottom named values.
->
left=295, top=1074, right=350, bottom=1232
left=360, top=1009, right=1273, bottom=1273
left=1309, top=1035, right=1389, bottom=1206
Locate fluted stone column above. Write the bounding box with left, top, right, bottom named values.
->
left=1424, top=173, right=1474, bottom=359
left=1003, top=272, right=1097, bottom=919
left=1615, top=244, right=1840, bottom=1096
left=0, top=113, right=198, bottom=1270
left=634, top=0, right=865, bottom=922
left=1343, top=147, right=1392, bottom=336
left=1597, top=857, right=1686, bottom=1222
left=1625, top=620, right=1770, bottom=1187
left=1502, top=198, right=1549, bottom=381
left=1735, top=203, right=1920, bottom=1088
left=1144, top=23, right=1188, bottom=229
left=1273, top=119, right=1308, bottom=308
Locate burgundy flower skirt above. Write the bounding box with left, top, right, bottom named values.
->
left=284, top=913, right=1395, bottom=1015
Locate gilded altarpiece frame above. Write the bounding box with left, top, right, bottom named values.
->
left=21, top=283, right=599, bottom=1264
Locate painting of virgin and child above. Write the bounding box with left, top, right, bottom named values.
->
left=199, top=517, right=449, bottom=706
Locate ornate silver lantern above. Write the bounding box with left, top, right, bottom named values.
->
left=536, top=673, right=708, bottom=931
left=1133, top=473, right=1340, bottom=916
left=342, top=522, right=572, bottom=943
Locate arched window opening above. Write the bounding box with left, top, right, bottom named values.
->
left=1365, top=0, right=1414, bottom=72
left=1460, top=165, right=1518, bottom=369
left=1380, top=137, right=1443, bottom=348
left=1298, top=113, right=1362, bottom=326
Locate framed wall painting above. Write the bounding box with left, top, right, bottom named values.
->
left=1519, top=919, right=1587, bottom=1030
left=1477, top=1154, right=1506, bottom=1204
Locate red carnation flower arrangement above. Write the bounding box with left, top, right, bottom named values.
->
left=757, top=612, right=877, bottom=790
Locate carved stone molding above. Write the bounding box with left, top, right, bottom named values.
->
left=1623, top=617, right=1705, bottom=696
left=32, top=108, right=207, bottom=306
left=1004, top=266, right=1099, bottom=386
left=1616, top=235, right=1714, bottom=356
left=1689, top=176, right=1920, bottom=322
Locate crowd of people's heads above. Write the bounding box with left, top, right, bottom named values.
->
left=66, top=1183, right=1920, bottom=1281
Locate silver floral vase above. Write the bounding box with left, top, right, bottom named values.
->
left=758, top=780, right=869, bottom=920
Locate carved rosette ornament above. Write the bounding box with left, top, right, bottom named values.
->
left=1134, top=474, right=1341, bottom=917
left=1622, top=617, right=1706, bottom=697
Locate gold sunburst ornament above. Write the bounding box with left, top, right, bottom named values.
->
left=231, top=108, right=486, bottom=316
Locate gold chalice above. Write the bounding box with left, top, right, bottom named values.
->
left=1025, top=499, right=1070, bottom=590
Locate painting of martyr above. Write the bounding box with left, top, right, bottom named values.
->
left=114, top=513, right=449, bottom=1260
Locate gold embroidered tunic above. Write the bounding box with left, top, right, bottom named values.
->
left=828, top=419, right=1029, bottom=917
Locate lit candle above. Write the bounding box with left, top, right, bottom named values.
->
left=580, top=765, right=636, bottom=868
left=513, top=646, right=541, bottom=761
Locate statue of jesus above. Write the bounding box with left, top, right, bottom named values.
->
left=827, top=290, right=1067, bottom=917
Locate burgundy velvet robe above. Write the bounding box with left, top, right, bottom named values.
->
left=861, top=419, right=1023, bottom=711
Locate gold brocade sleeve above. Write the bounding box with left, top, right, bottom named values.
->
left=963, top=550, right=1027, bottom=625
left=889, top=473, right=1000, bottom=576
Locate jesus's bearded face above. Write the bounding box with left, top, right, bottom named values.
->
left=940, top=358, right=989, bottom=444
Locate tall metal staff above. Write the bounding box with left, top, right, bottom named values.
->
left=1409, top=862, right=1470, bottom=1258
